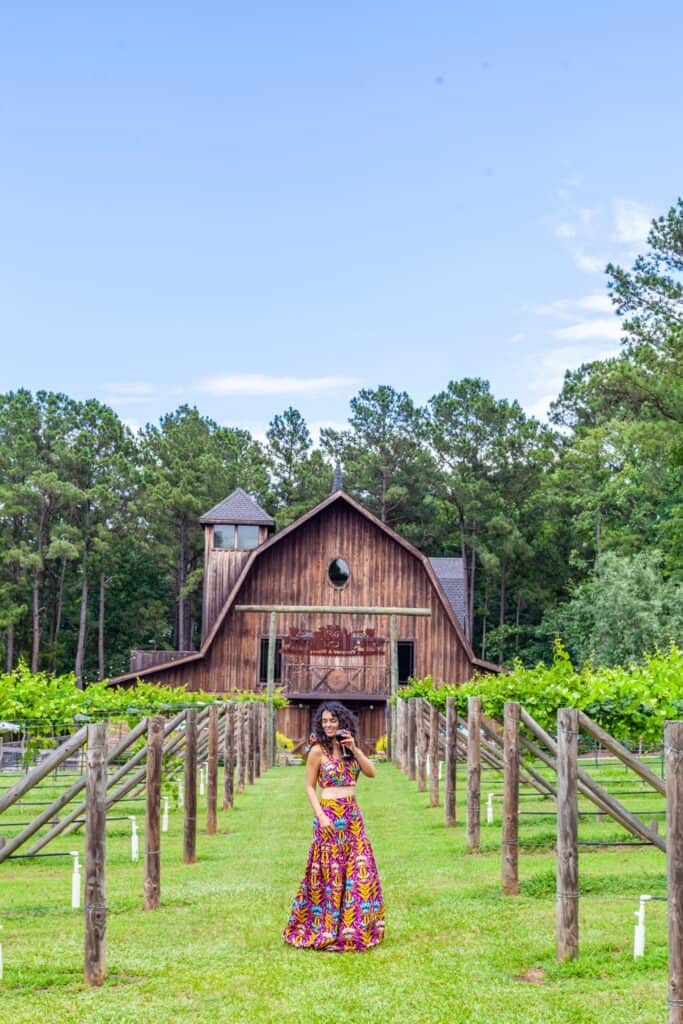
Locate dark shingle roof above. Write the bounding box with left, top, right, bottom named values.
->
left=199, top=488, right=274, bottom=526
left=428, top=557, right=466, bottom=628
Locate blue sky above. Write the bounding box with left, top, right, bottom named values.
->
left=1, top=2, right=681, bottom=440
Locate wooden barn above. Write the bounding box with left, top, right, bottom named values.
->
left=112, top=485, right=498, bottom=751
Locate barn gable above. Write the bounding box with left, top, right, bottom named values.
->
left=114, top=489, right=498, bottom=747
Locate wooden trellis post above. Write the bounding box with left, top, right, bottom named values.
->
left=666, top=720, right=683, bottom=1021
left=502, top=701, right=520, bottom=896
left=259, top=702, right=268, bottom=774
left=144, top=716, right=164, bottom=910
left=467, top=696, right=481, bottom=853
left=206, top=705, right=218, bottom=835
left=184, top=709, right=197, bottom=864
left=223, top=703, right=235, bottom=810
left=84, top=722, right=107, bottom=987
left=429, top=705, right=439, bottom=808
left=252, top=703, right=261, bottom=780
left=556, top=707, right=579, bottom=960
left=417, top=701, right=428, bottom=793
left=236, top=703, right=246, bottom=794
left=245, top=704, right=254, bottom=786
left=444, top=697, right=457, bottom=827
left=407, top=697, right=417, bottom=782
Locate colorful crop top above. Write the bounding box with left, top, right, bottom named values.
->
left=318, top=756, right=361, bottom=788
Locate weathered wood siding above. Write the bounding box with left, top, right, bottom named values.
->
left=139, top=500, right=474, bottom=692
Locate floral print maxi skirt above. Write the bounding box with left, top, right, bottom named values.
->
left=283, top=794, right=385, bottom=952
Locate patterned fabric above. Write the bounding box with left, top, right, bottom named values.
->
left=283, top=795, right=385, bottom=952
left=318, top=755, right=361, bottom=788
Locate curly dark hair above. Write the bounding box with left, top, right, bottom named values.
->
left=310, top=701, right=359, bottom=757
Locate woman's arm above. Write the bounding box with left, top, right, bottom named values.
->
left=305, top=745, right=335, bottom=836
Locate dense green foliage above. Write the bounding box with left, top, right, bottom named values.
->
left=0, top=662, right=286, bottom=736
left=400, top=642, right=683, bottom=746
left=0, top=199, right=681, bottom=677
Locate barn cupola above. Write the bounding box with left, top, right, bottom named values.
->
left=199, top=488, right=274, bottom=641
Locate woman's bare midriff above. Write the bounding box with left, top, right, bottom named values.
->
left=320, top=786, right=356, bottom=800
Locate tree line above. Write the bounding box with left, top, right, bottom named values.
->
left=1, top=200, right=681, bottom=681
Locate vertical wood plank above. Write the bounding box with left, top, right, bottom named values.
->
left=144, top=715, right=164, bottom=910
left=503, top=701, right=520, bottom=896
left=223, top=703, right=235, bottom=810
left=84, top=722, right=107, bottom=986
left=407, top=697, right=417, bottom=782
left=467, top=696, right=481, bottom=853
left=390, top=614, right=398, bottom=759
left=206, top=705, right=218, bottom=835
left=266, top=611, right=277, bottom=767
left=429, top=705, right=440, bottom=807
left=557, top=707, right=579, bottom=960
left=444, top=697, right=457, bottom=827
left=183, top=709, right=197, bottom=864
left=667, top=721, right=683, bottom=1021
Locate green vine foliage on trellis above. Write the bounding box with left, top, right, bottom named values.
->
left=0, top=661, right=287, bottom=742
left=399, top=640, right=683, bottom=747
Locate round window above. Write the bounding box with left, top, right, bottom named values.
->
left=327, top=557, right=350, bottom=589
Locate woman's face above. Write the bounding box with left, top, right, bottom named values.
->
left=321, top=710, right=339, bottom=738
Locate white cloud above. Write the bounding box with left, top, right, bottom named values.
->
left=196, top=374, right=361, bottom=397
left=576, top=293, right=612, bottom=314
left=572, top=249, right=605, bottom=273
left=553, top=317, right=622, bottom=342
left=529, top=342, right=620, bottom=399
left=508, top=332, right=525, bottom=344
left=555, top=223, right=577, bottom=239
left=613, top=199, right=653, bottom=245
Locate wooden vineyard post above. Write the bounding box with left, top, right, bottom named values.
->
left=236, top=703, right=246, bottom=795
left=395, top=699, right=404, bottom=772
left=407, top=698, right=417, bottom=782
left=385, top=703, right=392, bottom=762
left=252, top=703, right=261, bottom=780
left=400, top=699, right=409, bottom=773
left=183, top=709, right=197, bottom=864
left=390, top=614, right=398, bottom=760
left=557, top=708, right=579, bottom=960
left=666, top=720, right=683, bottom=1021
left=84, top=722, right=107, bottom=987
left=444, top=697, right=457, bottom=827
left=259, top=702, right=268, bottom=774
left=144, top=715, right=164, bottom=910
left=467, top=697, right=481, bottom=853
left=206, top=705, right=218, bottom=835
left=245, top=704, right=254, bottom=786
left=223, top=703, right=235, bottom=810
left=417, top=701, right=428, bottom=793
left=429, top=705, right=439, bottom=807
left=502, top=701, right=520, bottom=896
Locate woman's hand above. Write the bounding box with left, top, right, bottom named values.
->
left=317, top=811, right=335, bottom=838
left=338, top=730, right=358, bottom=757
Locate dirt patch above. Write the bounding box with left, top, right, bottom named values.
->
left=514, top=966, right=546, bottom=985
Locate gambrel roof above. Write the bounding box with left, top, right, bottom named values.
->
left=111, top=489, right=498, bottom=685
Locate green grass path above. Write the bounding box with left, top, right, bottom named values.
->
left=0, top=762, right=669, bottom=1023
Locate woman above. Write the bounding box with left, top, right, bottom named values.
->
left=283, top=701, right=385, bottom=952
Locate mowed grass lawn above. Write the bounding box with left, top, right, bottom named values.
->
left=0, top=759, right=669, bottom=1024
